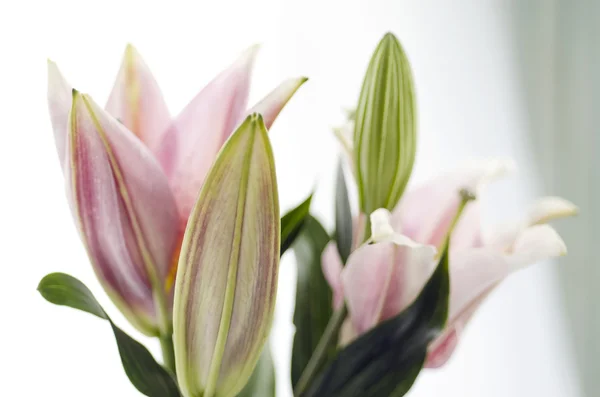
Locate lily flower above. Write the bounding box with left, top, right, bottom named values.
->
left=47, top=45, right=306, bottom=336
left=322, top=159, right=578, bottom=367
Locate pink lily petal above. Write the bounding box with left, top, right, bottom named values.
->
left=425, top=224, right=567, bottom=367
left=321, top=242, right=345, bottom=310
left=47, top=60, right=72, bottom=169
left=156, top=47, right=307, bottom=223
left=105, top=44, right=172, bottom=152
left=342, top=238, right=436, bottom=334
left=426, top=328, right=460, bottom=368
left=67, top=92, right=180, bottom=335
left=451, top=203, right=484, bottom=251
left=425, top=288, right=490, bottom=368
left=155, top=46, right=259, bottom=220
left=486, top=196, right=578, bottom=249
left=392, top=158, right=514, bottom=247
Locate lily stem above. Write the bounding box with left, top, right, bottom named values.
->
left=160, top=333, right=177, bottom=375
left=293, top=305, right=348, bottom=396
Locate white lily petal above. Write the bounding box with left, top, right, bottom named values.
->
left=370, top=208, right=395, bottom=243
left=440, top=224, right=568, bottom=368
left=528, top=196, right=579, bottom=225
left=460, top=157, right=516, bottom=196
left=509, top=224, right=567, bottom=268
left=486, top=196, right=577, bottom=250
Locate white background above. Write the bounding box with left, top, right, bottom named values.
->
left=0, top=1, right=583, bottom=396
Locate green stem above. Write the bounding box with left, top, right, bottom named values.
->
left=293, top=305, right=349, bottom=396
left=438, top=189, right=476, bottom=256
left=160, top=333, right=177, bottom=375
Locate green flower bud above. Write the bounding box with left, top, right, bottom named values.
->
left=354, top=32, right=417, bottom=214
left=173, top=114, right=280, bottom=397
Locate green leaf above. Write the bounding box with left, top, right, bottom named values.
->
left=291, top=216, right=335, bottom=388
left=302, top=246, right=450, bottom=397
left=354, top=32, right=417, bottom=214
left=38, top=273, right=181, bottom=397
left=237, top=345, right=276, bottom=397
left=334, top=160, right=353, bottom=263
left=281, top=194, right=313, bottom=255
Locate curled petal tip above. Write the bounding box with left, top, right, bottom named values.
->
left=529, top=196, right=579, bottom=225
left=511, top=224, right=568, bottom=268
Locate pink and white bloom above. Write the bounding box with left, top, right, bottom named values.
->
left=322, top=159, right=577, bottom=367
left=47, top=45, right=306, bottom=336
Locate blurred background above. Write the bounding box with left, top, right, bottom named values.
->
left=0, top=1, right=596, bottom=396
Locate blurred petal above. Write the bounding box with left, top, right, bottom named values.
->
left=510, top=224, right=567, bottom=265
left=173, top=114, right=279, bottom=397
left=448, top=249, right=512, bottom=327
left=451, top=225, right=566, bottom=320
left=47, top=60, right=72, bottom=168
left=369, top=208, right=395, bottom=243
left=392, top=158, right=514, bottom=247
left=426, top=328, right=460, bottom=368
left=435, top=224, right=568, bottom=367
left=156, top=46, right=259, bottom=219
left=321, top=242, right=344, bottom=309
left=459, top=157, right=516, bottom=196
left=450, top=203, right=483, bottom=251
left=342, top=238, right=435, bottom=334
left=67, top=92, right=180, bottom=335
left=487, top=196, right=577, bottom=249
left=426, top=288, right=490, bottom=368
left=528, top=196, right=578, bottom=225
left=106, top=44, right=171, bottom=151
left=342, top=243, right=396, bottom=333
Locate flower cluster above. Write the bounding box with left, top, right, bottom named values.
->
left=40, top=34, right=577, bottom=397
